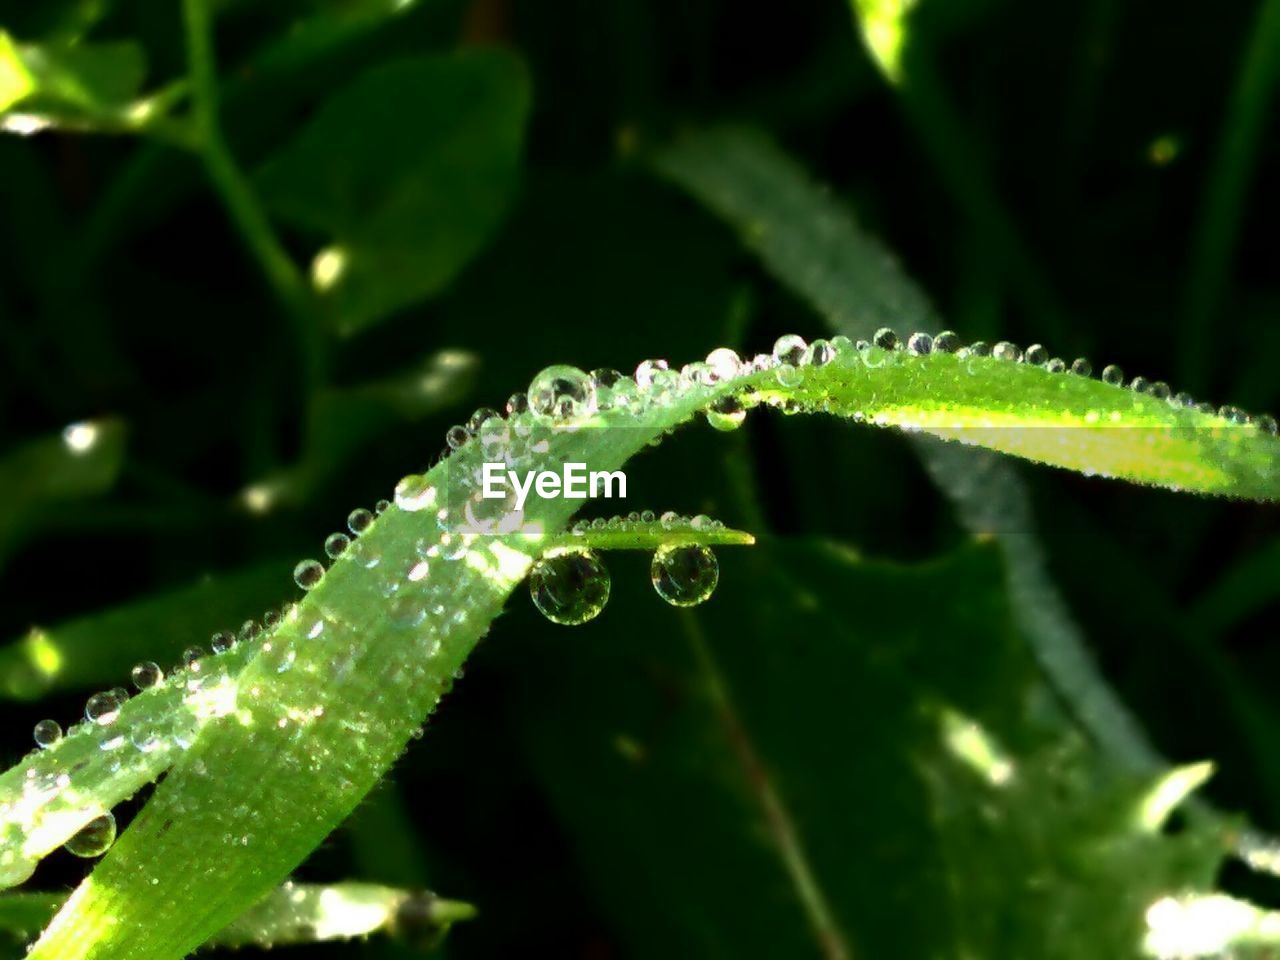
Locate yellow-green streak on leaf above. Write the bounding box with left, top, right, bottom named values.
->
left=0, top=33, right=35, bottom=112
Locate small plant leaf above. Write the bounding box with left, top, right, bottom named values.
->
left=0, top=34, right=146, bottom=130
left=255, top=50, right=531, bottom=335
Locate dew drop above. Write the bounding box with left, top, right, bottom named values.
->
left=84, top=691, right=121, bottom=725
left=966, top=340, right=991, bottom=357
left=1101, top=364, right=1125, bottom=386
left=1045, top=357, right=1066, bottom=373
left=131, top=661, right=163, bottom=689
left=528, top=365, right=597, bottom=421
left=33, top=718, right=62, bottom=749
left=324, top=532, right=351, bottom=559
left=772, top=335, right=807, bottom=366
left=375, top=499, right=391, bottom=514
left=993, top=341, right=1022, bottom=362
left=805, top=339, right=835, bottom=366
left=1024, top=344, right=1049, bottom=365
left=239, top=619, right=261, bottom=643
left=1149, top=380, right=1171, bottom=401
left=906, top=332, right=933, bottom=356
left=705, top=348, right=742, bottom=382
left=467, top=407, right=500, bottom=432
left=293, top=559, right=325, bottom=591
left=64, top=813, right=116, bottom=858
left=1070, top=358, right=1092, bottom=377
left=506, top=392, right=529, bottom=416
left=528, top=549, right=611, bottom=626
left=775, top=364, right=801, bottom=387
left=445, top=425, right=470, bottom=450
left=706, top=394, right=746, bottom=431
left=182, top=646, right=203, bottom=668
left=650, top=544, right=719, bottom=607
left=211, top=631, right=234, bottom=654
left=1174, top=391, right=1196, bottom=408
left=1257, top=413, right=1278, bottom=435
left=347, top=508, right=374, bottom=534
left=394, top=474, right=436, bottom=512
left=872, top=328, right=898, bottom=351
left=934, top=331, right=961, bottom=353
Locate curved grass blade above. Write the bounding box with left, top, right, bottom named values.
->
left=17, top=334, right=1279, bottom=960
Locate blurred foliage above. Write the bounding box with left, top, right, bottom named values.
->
left=0, top=0, right=1278, bottom=957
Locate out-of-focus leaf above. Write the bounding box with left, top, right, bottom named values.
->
left=0, top=34, right=145, bottom=132
left=507, top=540, right=1225, bottom=958
left=0, top=561, right=293, bottom=702
left=0, top=420, right=126, bottom=559
left=256, top=50, right=530, bottom=335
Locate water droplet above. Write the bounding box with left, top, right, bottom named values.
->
left=182, top=646, right=203, bottom=668
left=706, top=394, right=746, bottom=431
left=64, top=813, right=116, bottom=858
left=805, top=339, right=835, bottom=366
left=528, top=365, right=597, bottom=422
left=1130, top=376, right=1151, bottom=393
left=651, top=544, right=719, bottom=607
left=872, top=328, right=898, bottom=351
left=1257, top=413, right=1278, bottom=435
left=347, top=508, right=374, bottom=534
left=640, top=509, right=656, bottom=522
left=705, top=348, right=742, bottom=382
left=1070, top=358, right=1092, bottom=377
left=33, top=718, right=62, bottom=749
left=993, top=341, right=1022, bottom=362
left=1174, top=391, right=1196, bottom=408
left=210, top=630, right=234, bottom=654
left=85, top=691, right=121, bottom=725
left=1101, top=364, right=1124, bottom=386
left=131, top=661, right=163, bottom=689
left=293, top=559, right=325, bottom=591
left=1149, top=380, right=1171, bottom=401
left=445, top=425, right=469, bottom=450
left=529, top=549, right=611, bottom=626
left=394, top=474, right=436, bottom=512
left=934, top=331, right=961, bottom=353
left=772, top=335, right=807, bottom=366
left=506, top=391, right=529, bottom=416
left=324, top=532, right=351, bottom=559
left=1024, top=344, right=1049, bottom=365
left=966, top=340, right=991, bottom=357
left=906, top=332, right=933, bottom=356
left=1045, top=357, right=1066, bottom=373
left=467, top=407, right=500, bottom=432
left=775, top=364, right=801, bottom=387
left=239, top=619, right=261, bottom=643
left=635, top=359, right=674, bottom=400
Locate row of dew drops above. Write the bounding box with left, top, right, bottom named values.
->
left=25, top=328, right=1277, bottom=867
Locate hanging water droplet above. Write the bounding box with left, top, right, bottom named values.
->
left=33, top=718, right=62, bottom=749
left=84, top=690, right=121, bottom=725
left=705, top=348, right=742, bottom=382
left=347, top=508, right=374, bottom=534
left=1024, top=344, right=1049, bottom=365
left=650, top=544, right=719, bottom=607
left=394, top=475, right=436, bottom=512
left=528, top=549, right=611, bottom=626
left=64, top=812, right=116, bottom=858
left=1101, top=364, right=1125, bottom=386
left=706, top=395, right=746, bottom=431
left=1070, top=358, right=1092, bottom=377
left=131, top=660, right=164, bottom=690
left=906, top=332, right=933, bottom=356
left=772, top=335, right=807, bottom=366
left=934, top=331, right=961, bottom=353
left=528, top=365, right=597, bottom=422
left=293, top=559, right=325, bottom=591
left=324, top=532, right=351, bottom=559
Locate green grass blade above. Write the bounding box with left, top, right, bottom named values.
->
left=13, top=326, right=1278, bottom=958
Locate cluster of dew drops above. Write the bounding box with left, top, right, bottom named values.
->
left=23, top=329, right=1278, bottom=868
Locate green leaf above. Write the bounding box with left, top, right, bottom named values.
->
left=14, top=333, right=1276, bottom=958
left=256, top=50, right=531, bottom=335
left=0, top=35, right=146, bottom=131
left=0, top=561, right=293, bottom=702
left=509, top=539, right=1225, bottom=958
